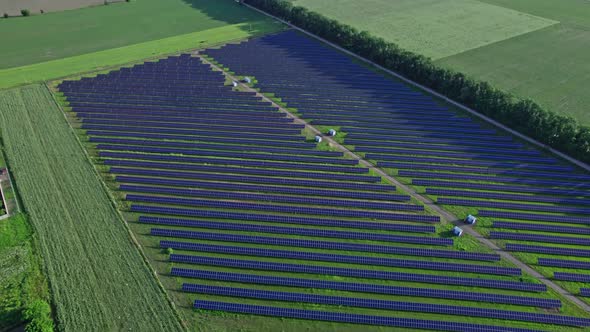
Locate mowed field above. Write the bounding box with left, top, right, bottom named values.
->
left=0, top=85, right=183, bottom=331
left=290, top=0, right=590, bottom=125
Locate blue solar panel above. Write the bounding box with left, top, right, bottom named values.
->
left=581, top=288, right=590, bottom=297
left=415, top=180, right=590, bottom=197
left=123, top=185, right=409, bottom=210
left=506, top=244, right=590, bottom=257
left=492, top=222, right=590, bottom=235
left=490, top=231, right=590, bottom=246
left=105, top=159, right=380, bottom=183
left=141, top=219, right=450, bottom=248
left=537, top=258, right=590, bottom=270
left=156, top=237, right=513, bottom=275
left=166, top=251, right=546, bottom=293
left=439, top=198, right=590, bottom=215
left=126, top=194, right=424, bottom=219
left=430, top=189, right=590, bottom=206
left=111, top=168, right=392, bottom=192
left=553, top=272, right=590, bottom=283
left=171, top=268, right=550, bottom=307
left=405, top=172, right=583, bottom=188
left=184, top=284, right=588, bottom=327
left=193, top=300, right=542, bottom=332
left=480, top=211, right=590, bottom=225
left=101, top=151, right=367, bottom=174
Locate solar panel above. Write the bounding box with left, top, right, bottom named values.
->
left=170, top=268, right=550, bottom=307
left=553, top=272, right=590, bottom=283
left=415, top=180, right=590, bottom=197
left=439, top=198, right=590, bottom=215
left=480, top=210, right=590, bottom=225
left=184, top=284, right=588, bottom=327
left=193, top=300, right=542, bottom=332
left=157, top=238, right=514, bottom=275
left=581, top=289, right=590, bottom=297
left=537, top=258, right=590, bottom=270
left=122, top=184, right=409, bottom=210
left=431, top=189, right=590, bottom=206
left=490, top=231, right=590, bottom=246
left=141, top=219, right=451, bottom=248
left=126, top=194, right=425, bottom=219
left=165, top=251, right=546, bottom=292
left=505, top=243, right=590, bottom=257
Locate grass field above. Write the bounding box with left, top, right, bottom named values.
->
left=0, top=0, right=113, bottom=16
left=0, top=0, right=279, bottom=70
left=290, top=0, right=590, bottom=125
left=291, top=0, right=556, bottom=60
left=0, top=84, right=184, bottom=331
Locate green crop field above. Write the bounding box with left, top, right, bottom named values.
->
left=0, top=85, right=184, bottom=331
left=290, top=0, right=590, bottom=125
left=0, top=0, right=281, bottom=89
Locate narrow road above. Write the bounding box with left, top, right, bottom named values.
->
left=199, top=55, right=590, bottom=313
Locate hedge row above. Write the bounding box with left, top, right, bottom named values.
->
left=245, top=0, right=590, bottom=165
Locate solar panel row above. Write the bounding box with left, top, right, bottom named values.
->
left=490, top=231, right=590, bottom=246
left=170, top=268, right=549, bottom=307
left=439, top=198, right=590, bottom=215
left=185, top=284, right=588, bottom=326
left=506, top=244, right=590, bottom=257
left=553, top=272, right=590, bottom=283
left=537, top=258, right=590, bottom=270
left=165, top=251, right=546, bottom=293
left=492, top=221, right=590, bottom=236
left=193, top=300, right=542, bottom=332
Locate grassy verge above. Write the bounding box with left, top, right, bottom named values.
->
left=0, top=84, right=184, bottom=331
left=0, top=213, right=52, bottom=331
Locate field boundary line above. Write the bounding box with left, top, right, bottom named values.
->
left=45, top=83, right=188, bottom=331
left=0, top=148, right=22, bottom=214
left=199, top=55, right=590, bottom=314
left=243, top=3, right=590, bottom=173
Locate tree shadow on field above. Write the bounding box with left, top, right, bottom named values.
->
left=180, top=0, right=281, bottom=37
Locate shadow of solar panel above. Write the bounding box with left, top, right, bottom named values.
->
left=184, top=284, right=587, bottom=327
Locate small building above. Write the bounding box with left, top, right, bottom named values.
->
left=328, top=129, right=337, bottom=136
left=232, top=81, right=238, bottom=87
left=465, top=214, right=477, bottom=225
left=453, top=226, right=463, bottom=237
left=242, top=77, right=252, bottom=84
left=315, top=135, right=322, bottom=143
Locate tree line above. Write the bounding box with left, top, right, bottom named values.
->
left=245, top=0, right=590, bottom=165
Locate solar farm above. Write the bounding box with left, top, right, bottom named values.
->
left=34, top=28, right=584, bottom=330
left=2, top=1, right=590, bottom=331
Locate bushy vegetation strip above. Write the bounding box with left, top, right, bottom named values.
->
left=244, top=0, right=590, bottom=165
left=0, top=85, right=184, bottom=332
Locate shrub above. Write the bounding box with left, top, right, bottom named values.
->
left=3, top=13, right=8, bottom=18
left=21, top=9, right=30, bottom=16
left=23, top=300, right=53, bottom=332
left=245, top=0, right=590, bottom=165
left=40, top=9, right=44, bottom=14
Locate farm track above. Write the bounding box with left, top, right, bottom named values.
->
left=198, top=55, right=590, bottom=314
